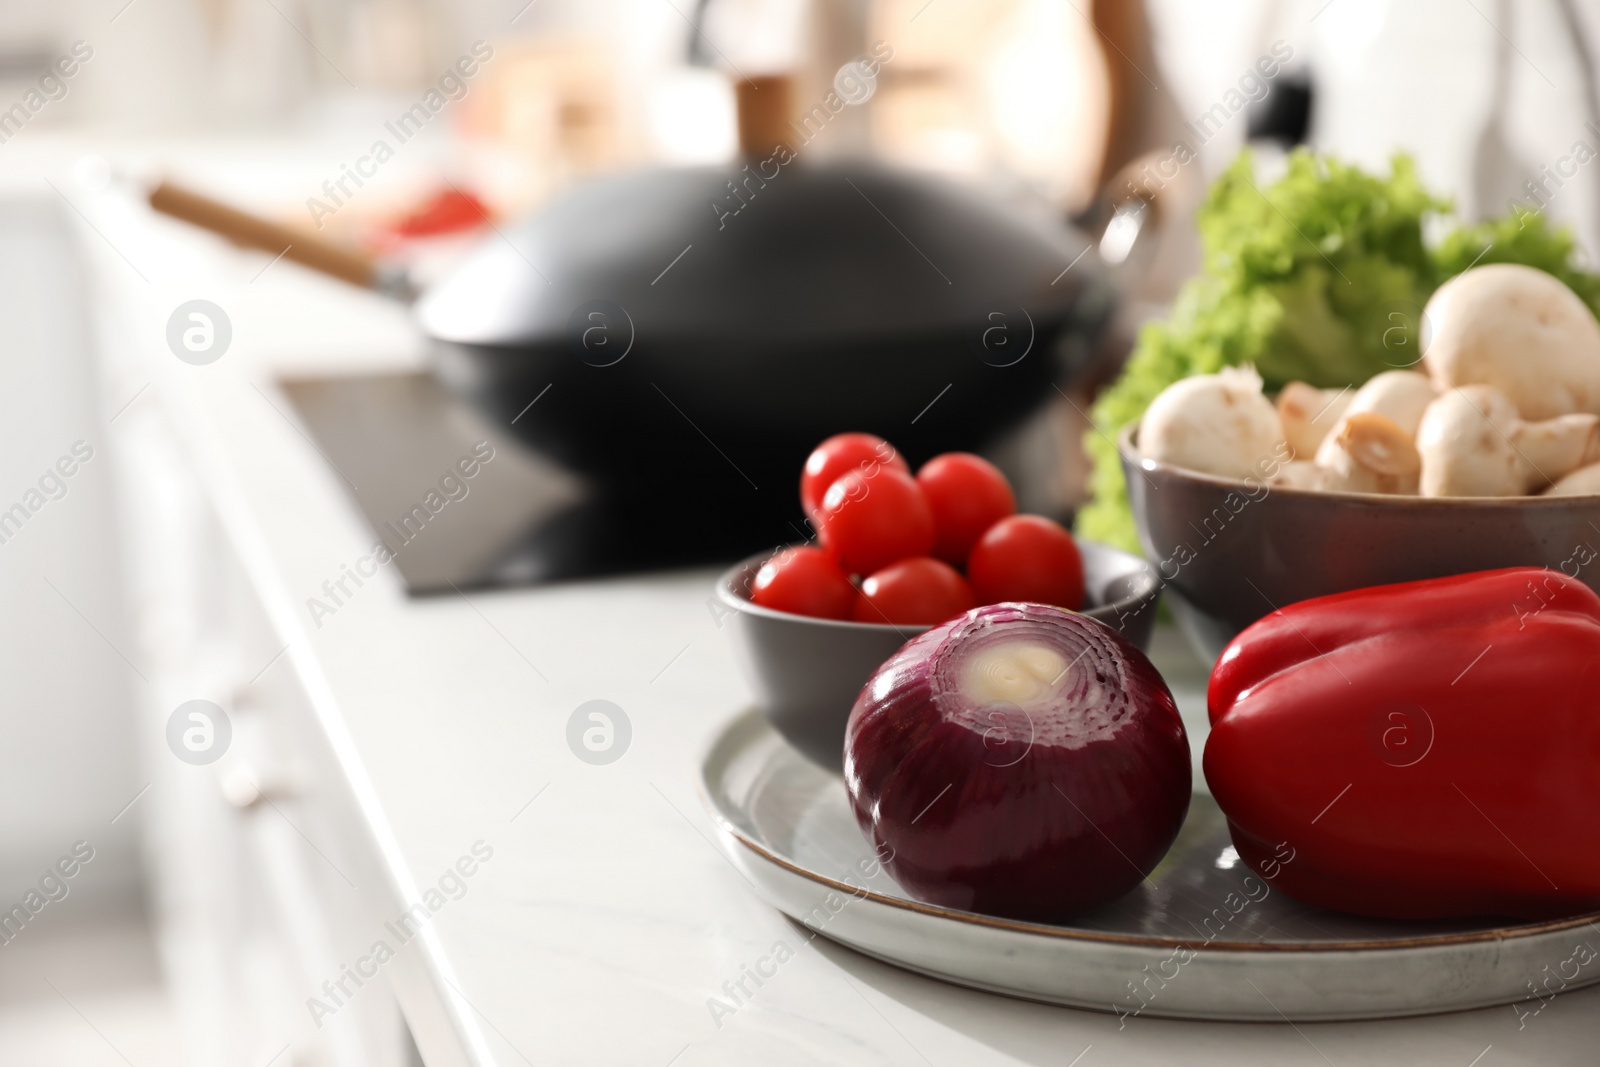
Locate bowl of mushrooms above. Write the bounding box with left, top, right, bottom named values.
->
left=1119, top=263, right=1600, bottom=663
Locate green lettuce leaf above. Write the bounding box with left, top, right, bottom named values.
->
left=1079, top=149, right=1600, bottom=554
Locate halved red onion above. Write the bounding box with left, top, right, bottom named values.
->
left=844, top=603, right=1190, bottom=923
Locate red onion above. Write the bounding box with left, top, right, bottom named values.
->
left=844, top=603, right=1190, bottom=923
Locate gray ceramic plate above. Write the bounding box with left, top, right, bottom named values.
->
left=701, top=710, right=1600, bottom=1021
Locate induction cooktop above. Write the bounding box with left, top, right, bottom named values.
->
left=282, top=373, right=800, bottom=594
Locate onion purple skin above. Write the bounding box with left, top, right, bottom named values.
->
left=844, top=603, right=1190, bottom=924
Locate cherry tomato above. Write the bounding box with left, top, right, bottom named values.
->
left=915, top=453, right=1016, bottom=565
left=749, top=547, right=859, bottom=620
left=800, top=433, right=908, bottom=520
left=967, top=515, right=1085, bottom=609
left=816, top=468, right=935, bottom=577
left=854, top=557, right=974, bottom=626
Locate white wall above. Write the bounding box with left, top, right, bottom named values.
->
left=1145, top=0, right=1600, bottom=255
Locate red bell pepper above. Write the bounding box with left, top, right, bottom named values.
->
left=1205, top=566, right=1600, bottom=920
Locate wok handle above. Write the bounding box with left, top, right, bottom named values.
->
left=148, top=179, right=380, bottom=290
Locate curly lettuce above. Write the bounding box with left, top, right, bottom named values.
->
left=1079, top=149, right=1600, bottom=553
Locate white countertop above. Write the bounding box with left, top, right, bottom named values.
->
left=40, top=138, right=1600, bottom=1066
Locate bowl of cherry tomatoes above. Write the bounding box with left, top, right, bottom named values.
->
left=715, top=433, right=1163, bottom=770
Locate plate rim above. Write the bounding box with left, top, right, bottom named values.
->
left=699, top=709, right=1600, bottom=955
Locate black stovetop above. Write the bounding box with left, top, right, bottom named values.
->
left=282, top=373, right=793, bottom=594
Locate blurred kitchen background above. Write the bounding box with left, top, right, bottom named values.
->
left=0, top=0, right=1598, bottom=1062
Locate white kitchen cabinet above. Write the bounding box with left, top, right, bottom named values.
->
left=118, top=403, right=418, bottom=1067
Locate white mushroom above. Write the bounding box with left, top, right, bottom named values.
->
left=1268, top=460, right=1329, bottom=491
left=1516, top=414, right=1600, bottom=487
left=1311, top=371, right=1436, bottom=494
left=1416, top=385, right=1600, bottom=496
left=1314, top=371, right=1436, bottom=458
left=1416, top=386, right=1525, bottom=496
left=1318, top=412, right=1421, bottom=494
left=1139, top=366, right=1286, bottom=479
left=1422, top=263, right=1600, bottom=421
left=1276, top=382, right=1351, bottom=460
left=1545, top=462, right=1600, bottom=496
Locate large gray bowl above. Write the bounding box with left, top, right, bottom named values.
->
left=715, top=541, right=1162, bottom=771
left=1118, top=423, right=1600, bottom=664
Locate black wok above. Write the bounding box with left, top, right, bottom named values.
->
left=150, top=159, right=1123, bottom=549
left=421, top=161, right=1113, bottom=483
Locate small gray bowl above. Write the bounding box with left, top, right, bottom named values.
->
left=1118, top=423, right=1600, bottom=664
left=715, top=540, right=1163, bottom=771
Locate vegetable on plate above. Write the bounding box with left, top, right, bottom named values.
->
left=1206, top=567, right=1600, bottom=920
left=854, top=557, right=974, bottom=626
left=751, top=433, right=1086, bottom=625
left=1305, top=370, right=1435, bottom=494
left=801, top=433, right=908, bottom=519
left=966, top=515, right=1085, bottom=610
left=1137, top=366, right=1284, bottom=480
left=1416, top=384, right=1600, bottom=496
left=1422, top=263, right=1600, bottom=422
left=816, top=466, right=935, bottom=577
left=1549, top=463, right=1600, bottom=496
left=846, top=603, right=1190, bottom=923
left=750, top=547, right=858, bottom=620
left=1136, top=322, right=1600, bottom=498
left=915, top=452, right=1016, bottom=565
left=1276, top=381, right=1351, bottom=459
